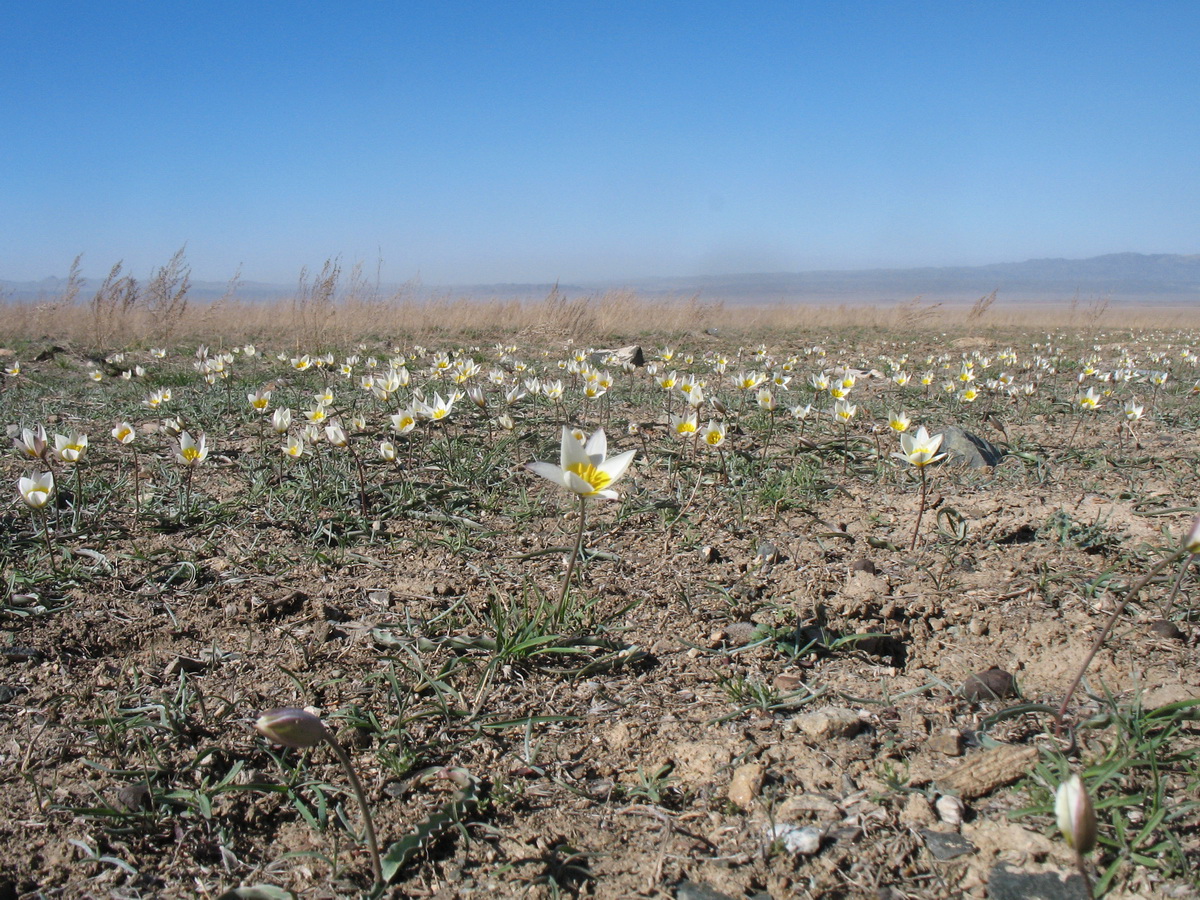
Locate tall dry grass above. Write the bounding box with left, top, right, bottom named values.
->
left=3, top=253, right=1199, bottom=351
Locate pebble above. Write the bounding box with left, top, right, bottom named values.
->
left=786, top=707, right=862, bottom=740
left=962, top=667, right=1017, bottom=701
left=920, top=828, right=976, bottom=861
left=929, top=729, right=965, bottom=757
left=766, top=823, right=822, bottom=856
left=935, top=794, right=966, bottom=825
left=727, top=763, right=764, bottom=809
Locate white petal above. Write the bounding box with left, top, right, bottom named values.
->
left=527, top=461, right=570, bottom=490
left=584, top=428, right=608, bottom=463
left=598, top=448, right=636, bottom=484
left=559, top=427, right=588, bottom=468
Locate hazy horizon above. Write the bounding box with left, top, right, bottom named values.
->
left=4, top=3, right=1199, bottom=285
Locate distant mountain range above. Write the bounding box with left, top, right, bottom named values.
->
left=4, top=252, right=1199, bottom=304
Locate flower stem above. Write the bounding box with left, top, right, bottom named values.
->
left=910, top=466, right=928, bottom=550
left=557, top=495, right=587, bottom=623
left=39, top=508, right=58, bottom=574
left=320, top=727, right=382, bottom=889
left=1055, top=549, right=1185, bottom=735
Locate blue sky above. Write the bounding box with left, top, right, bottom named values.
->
left=3, top=2, right=1198, bottom=285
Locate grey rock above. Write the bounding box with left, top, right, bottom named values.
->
left=938, top=425, right=1004, bottom=469
left=675, top=881, right=738, bottom=900
left=589, top=345, right=644, bottom=367
left=755, top=540, right=782, bottom=564
left=987, top=862, right=1089, bottom=900
left=962, top=667, right=1017, bottom=701
left=920, top=828, right=976, bottom=861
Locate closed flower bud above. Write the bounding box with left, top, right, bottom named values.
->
left=1185, top=514, right=1200, bottom=555
left=1055, top=774, right=1097, bottom=854
left=255, top=707, right=328, bottom=749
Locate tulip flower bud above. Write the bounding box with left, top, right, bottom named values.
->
left=1055, top=774, right=1097, bottom=854
left=1185, top=514, right=1200, bottom=555
left=255, top=707, right=328, bottom=749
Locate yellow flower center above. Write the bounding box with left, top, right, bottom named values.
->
left=565, top=461, right=612, bottom=493
left=182, top=447, right=202, bottom=463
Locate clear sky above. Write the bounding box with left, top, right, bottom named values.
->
left=3, top=1, right=1198, bottom=285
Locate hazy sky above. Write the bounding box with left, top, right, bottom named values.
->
left=3, top=2, right=1198, bottom=285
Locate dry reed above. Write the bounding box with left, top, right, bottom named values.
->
left=3, top=259, right=1199, bottom=351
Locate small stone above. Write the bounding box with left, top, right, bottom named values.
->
left=986, top=862, right=1089, bottom=900
left=791, top=707, right=862, bottom=741
left=920, top=828, right=976, bottom=861
left=767, top=823, right=823, bottom=856
left=776, top=793, right=841, bottom=821
left=116, top=782, right=152, bottom=811
left=962, top=667, right=1017, bottom=701
left=935, top=794, right=966, bottom=825
left=848, top=558, right=877, bottom=575
left=722, top=622, right=762, bottom=646
left=929, top=729, right=965, bottom=757
left=1149, top=619, right=1185, bottom=641
left=728, top=763, right=764, bottom=809
left=756, top=541, right=782, bottom=564
left=675, top=881, right=737, bottom=900
left=773, top=673, right=804, bottom=693
left=164, top=656, right=207, bottom=677
left=701, top=545, right=721, bottom=563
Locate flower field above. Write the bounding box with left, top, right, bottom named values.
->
left=2, top=322, right=1199, bottom=899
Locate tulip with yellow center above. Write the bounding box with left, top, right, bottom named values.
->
left=670, top=412, right=699, bottom=438
left=112, top=422, right=140, bottom=513
left=424, top=392, right=455, bottom=421
left=887, top=411, right=910, bottom=433
left=18, top=471, right=58, bottom=569
left=893, top=426, right=946, bottom=548
left=14, top=425, right=48, bottom=460
left=283, top=435, right=305, bottom=459
left=528, top=427, right=636, bottom=612
left=894, top=426, right=945, bottom=468
left=248, top=387, right=272, bottom=413
left=18, top=472, right=54, bottom=509
left=390, top=409, right=417, bottom=435
left=53, top=432, right=88, bottom=464
left=528, top=427, right=635, bottom=501
left=272, top=408, right=292, bottom=434
left=176, top=432, right=208, bottom=467
left=1077, top=386, right=1101, bottom=411
left=737, top=371, right=764, bottom=391
left=173, top=432, right=207, bottom=521
left=702, top=419, right=727, bottom=447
